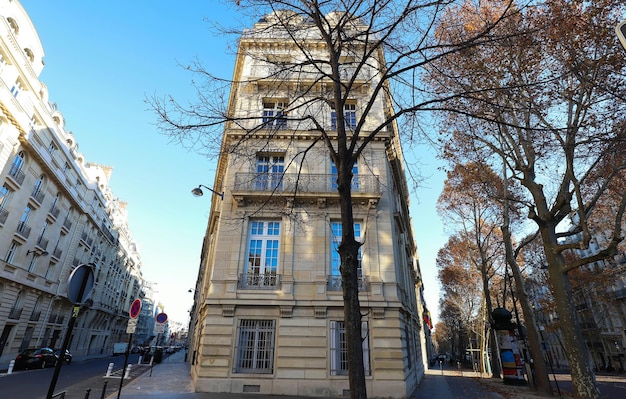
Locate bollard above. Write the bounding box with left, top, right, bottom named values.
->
left=84, top=388, right=91, bottom=399
left=8, top=359, right=15, bottom=374
left=99, top=380, right=108, bottom=399
left=137, top=355, right=142, bottom=365
left=124, top=364, right=132, bottom=379
left=105, top=362, right=114, bottom=377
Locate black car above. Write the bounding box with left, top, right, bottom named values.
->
left=54, top=349, right=72, bottom=364
left=14, top=347, right=57, bottom=369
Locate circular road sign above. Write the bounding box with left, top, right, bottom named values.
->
left=67, top=264, right=95, bottom=304
left=129, top=299, right=142, bottom=319
left=156, top=312, right=168, bottom=324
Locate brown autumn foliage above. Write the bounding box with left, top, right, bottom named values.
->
left=426, top=1, right=626, bottom=398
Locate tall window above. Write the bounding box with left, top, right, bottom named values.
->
left=330, top=222, right=362, bottom=289
left=9, top=151, right=25, bottom=177
left=5, top=241, right=19, bottom=263
left=255, top=155, right=284, bottom=191
left=262, top=101, right=287, bottom=129
left=235, top=319, right=275, bottom=373
left=331, top=103, right=357, bottom=130
left=330, top=159, right=359, bottom=190
left=245, top=221, right=280, bottom=287
left=0, top=184, right=10, bottom=208
left=330, top=320, right=370, bottom=375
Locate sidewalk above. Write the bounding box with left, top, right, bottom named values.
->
left=109, top=353, right=509, bottom=399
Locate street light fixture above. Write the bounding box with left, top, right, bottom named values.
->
left=191, top=184, right=224, bottom=200
left=27, top=249, right=49, bottom=256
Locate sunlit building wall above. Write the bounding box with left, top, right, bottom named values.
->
left=0, top=0, right=147, bottom=364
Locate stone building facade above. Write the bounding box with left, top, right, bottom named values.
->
left=0, top=0, right=147, bottom=365
left=189, top=11, right=428, bottom=398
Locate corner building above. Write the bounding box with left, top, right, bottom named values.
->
left=190, top=11, right=428, bottom=398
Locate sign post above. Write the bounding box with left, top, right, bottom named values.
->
left=617, top=19, right=626, bottom=51
left=117, top=299, right=141, bottom=399
left=46, top=264, right=95, bottom=399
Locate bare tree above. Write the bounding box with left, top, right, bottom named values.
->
left=427, top=1, right=626, bottom=397
left=150, top=1, right=521, bottom=397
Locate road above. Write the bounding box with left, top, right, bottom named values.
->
left=0, top=353, right=147, bottom=399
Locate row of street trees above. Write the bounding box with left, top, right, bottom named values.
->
left=429, top=1, right=626, bottom=398
left=152, top=1, right=625, bottom=398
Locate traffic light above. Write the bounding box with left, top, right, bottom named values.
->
left=617, top=19, right=626, bottom=51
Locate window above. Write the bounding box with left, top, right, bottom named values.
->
left=0, top=185, right=10, bottom=208
left=235, top=319, right=275, bottom=373
left=244, top=221, right=280, bottom=288
left=6, top=241, right=19, bottom=264
left=48, top=141, right=57, bottom=155
left=262, top=101, right=287, bottom=129
left=331, top=103, right=357, bottom=130
left=45, top=261, right=55, bottom=280
left=329, top=222, right=362, bottom=290
left=9, top=152, right=25, bottom=179
left=255, top=155, right=284, bottom=191
left=331, top=159, right=359, bottom=190
left=330, top=320, right=370, bottom=375
left=33, top=175, right=45, bottom=197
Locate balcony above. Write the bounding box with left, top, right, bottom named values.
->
left=36, top=236, right=49, bottom=251
left=238, top=273, right=281, bottom=290
left=233, top=173, right=381, bottom=206
left=0, top=207, right=8, bottom=225
left=15, top=221, right=31, bottom=239
left=29, top=311, right=41, bottom=322
left=327, top=275, right=369, bottom=292
left=48, top=204, right=60, bottom=220
left=30, top=188, right=45, bottom=206
left=7, top=164, right=25, bottom=186
left=8, top=306, right=23, bottom=320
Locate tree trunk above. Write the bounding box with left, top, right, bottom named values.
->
left=542, top=229, right=599, bottom=399
left=337, top=156, right=367, bottom=399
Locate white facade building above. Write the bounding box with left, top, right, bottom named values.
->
left=0, top=0, right=148, bottom=365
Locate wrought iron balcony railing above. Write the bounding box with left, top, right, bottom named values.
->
left=327, top=275, right=369, bottom=292
left=238, top=273, right=281, bottom=289
left=233, top=173, right=380, bottom=195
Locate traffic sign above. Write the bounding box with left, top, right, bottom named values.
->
left=154, top=324, right=166, bottom=334
left=129, top=299, right=142, bottom=319
left=126, top=325, right=136, bottom=334
left=618, top=19, right=626, bottom=51
left=127, top=318, right=137, bottom=326
left=67, top=264, right=94, bottom=304
left=155, top=312, right=168, bottom=324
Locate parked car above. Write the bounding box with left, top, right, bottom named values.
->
left=54, top=349, right=72, bottom=364
left=14, top=348, right=58, bottom=370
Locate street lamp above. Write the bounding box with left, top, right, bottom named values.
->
left=27, top=249, right=49, bottom=256
left=191, top=184, right=224, bottom=200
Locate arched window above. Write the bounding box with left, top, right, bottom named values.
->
left=9, top=151, right=25, bottom=177
left=33, top=174, right=45, bottom=199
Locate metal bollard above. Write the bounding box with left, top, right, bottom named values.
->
left=124, top=364, right=132, bottom=379
left=99, top=380, right=108, bottom=399
left=8, top=360, right=14, bottom=374
left=138, top=355, right=142, bottom=364
left=84, top=388, right=91, bottom=399
left=105, top=362, right=114, bottom=377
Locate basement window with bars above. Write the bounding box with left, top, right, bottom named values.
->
left=234, top=319, right=276, bottom=374
left=330, top=320, right=370, bottom=376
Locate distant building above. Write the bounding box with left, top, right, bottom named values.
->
left=188, top=11, right=428, bottom=398
left=0, top=0, right=148, bottom=364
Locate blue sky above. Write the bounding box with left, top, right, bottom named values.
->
left=20, top=0, right=447, bottom=326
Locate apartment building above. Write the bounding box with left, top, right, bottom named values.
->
left=0, top=0, right=146, bottom=365
left=188, top=11, right=428, bottom=398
